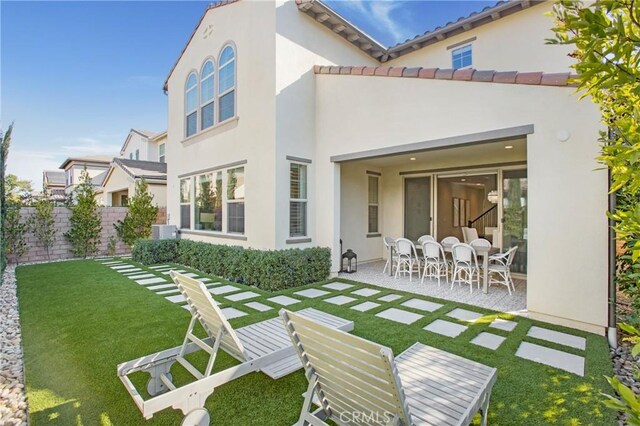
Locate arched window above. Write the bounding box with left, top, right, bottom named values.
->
left=218, top=45, right=235, bottom=122
left=185, top=72, right=198, bottom=137
left=200, top=59, right=215, bottom=130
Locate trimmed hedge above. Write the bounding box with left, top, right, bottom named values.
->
left=132, top=239, right=331, bottom=291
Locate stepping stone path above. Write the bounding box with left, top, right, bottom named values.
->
left=136, top=277, right=168, bottom=285
left=266, top=296, right=301, bottom=306
left=423, top=319, right=467, bottom=337
left=147, top=283, right=176, bottom=291
left=471, top=332, right=506, bottom=350
left=376, top=308, right=422, bottom=325
left=244, top=302, right=273, bottom=312
left=102, top=261, right=122, bottom=265
left=526, top=326, right=586, bottom=350
left=111, top=265, right=134, bottom=270
left=225, top=291, right=260, bottom=302
left=401, top=298, right=443, bottom=313
left=182, top=273, right=199, bottom=278
left=294, top=289, right=330, bottom=298
left=162, top=270, right=186, bottom=275
left=157, top=289, right=181, bottom=295
left=322, top=282, right=354, bottom=291
left=221, top=307, right=247, bottom=320
left=196, top=278, right=213, bottom=283
left=150, top=265, right=172, bottom=269
left=127, top=273, right=156, bottom=280
left=351, top=288, right=380, bottom=297
left=350, top=302, right=380, bottom=312
left=516, top=342, right=585, bottom=376
left=490, top=318, right=518, bottom=332
left=208, top=285, right=241, bottom=295
left=377, top=294, right=402, bottom=302
left=121, top=269, right=143, bottom=274
left=324, top=295, right=357, bottom=306
left=165, top=294, right=186, bottom=304
left=446, top=308, right=484, bottom=323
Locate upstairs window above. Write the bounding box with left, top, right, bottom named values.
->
left=185, top=72, right=198, bottom=137
left=129, top=153, right=133, bottom=160
left=159, top=143, right=166, bottom=163
left=200, top=60, right=215, bottom=130
left=452, top=44, right=472, bottom=69
left=218, top=45, right=236, bottom=122
left=135, top=149, right=140, bottom=160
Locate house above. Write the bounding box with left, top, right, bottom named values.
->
left=59, top=155, right=112, bottom=195
left=97, top=129, right=168, bottom=207
left=163, top=0, right=607, bottom=334
left=42, top=170, right=66, bottom=202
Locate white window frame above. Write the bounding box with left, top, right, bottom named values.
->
left=451, top=44, right=472, bottom=69
left=135, top=149, right=139, bottom=160
left=367, top=174, right=379, bottom=234
left=159, top=143, right=165, bottom=163
left=217, top=44, right=236, bottom=123
left=226, top=167, right=244, bottom=234
left=289, top=162, right=308, bottom=238
left=179, top=177, right=192, bottom=229
left=185, top=71, right=199, bottom=138
left=200, top=59, right=215, bottom=131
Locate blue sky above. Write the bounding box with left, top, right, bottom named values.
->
left=1, top=1, right=495, bottom=189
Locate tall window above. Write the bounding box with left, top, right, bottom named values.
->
left=195, top=172, right=222, bottom=231
left=200, top=60, right=215, bottom=130
left=185, top=72, right=198, bottom=137
left=159, top=143, right=166, bottom=163
left=452, top=44, right=472, bottom=69
left=129, top=153, right=133, bottom=160
left=135, top=149, right=140, bottom=160
left=180, top=178, right=191, bottom=229
left=368, top=175, right=379, bottom=234
left=290, top=163, right=307, bottom=237
left=218, top=45, right=236, bottom=122
left=227, top=167, right=245, bottom=234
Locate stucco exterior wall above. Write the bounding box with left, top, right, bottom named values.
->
left=387, top=2, right=574, bottom=73
left=315, top=74, right=606, bottom=333
left=121, top=132, right=149, bottom=160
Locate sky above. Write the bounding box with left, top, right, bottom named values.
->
left=1, top=0, right=496, bottom=190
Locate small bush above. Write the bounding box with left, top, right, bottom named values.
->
left=133, top=239, right=331, bottom=290
left=132, top=239, right=179, bottom=265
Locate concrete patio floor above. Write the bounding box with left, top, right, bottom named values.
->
left=338, top=260, right=527, bottom=313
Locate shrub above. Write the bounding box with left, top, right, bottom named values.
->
left=65, top=169, right=102, bottom=258
left=28, top=198, right=57, bottom=260
left=114, top=179, right=158, bottom=246
left=132, top=239, right=179, bottom=265
left=134, top=239, right=331, bottom=290
left=4, top=207, right=27, bottom=265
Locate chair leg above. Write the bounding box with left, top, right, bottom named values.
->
left=479, top=391, right=492, bottom=426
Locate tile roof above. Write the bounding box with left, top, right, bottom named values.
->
left=314, top=65, right=578, bottom=88
left=114, top=158, right=167, bottom=181
left=48, top=189, right=67, bottom=201
left=92, top=170, right=108, bottom=187
left=297, top=0, right=543, bottom=62
left=59, top=155, right=113, bottom=169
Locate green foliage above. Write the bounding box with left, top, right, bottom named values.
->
left=107, top=236, right=117, bottom=257
left=131, top=239, right=179, bottom=264
left=4, top=207, right=27, bottom=264
left=132, top=239, right=331, bottom=291
left=0, top=123, right=13, bottom=272
left=603, top=323, right=640, bottom=423
left=5, top=174, right=34, bottom=206
left=114, top=179, right=159, bottom=246
left=28, top=198, right=57, bottom=260
left=65, top=168, right=102, bottom=258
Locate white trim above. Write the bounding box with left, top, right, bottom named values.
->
left=217, top=43, right=236, bottom=122
left=289, top=161, right=308, bottom=238
left=185, top=70, right=199, bottom=138
left=200, top=58, right=216, bottom=130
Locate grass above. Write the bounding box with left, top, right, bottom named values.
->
left=16, top=259, right=616, bottom=425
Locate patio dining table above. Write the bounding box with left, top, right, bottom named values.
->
left=387, top=242, right=497, bottom=294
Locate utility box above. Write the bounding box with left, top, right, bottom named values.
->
left=152, top=225, right=178, bottom=240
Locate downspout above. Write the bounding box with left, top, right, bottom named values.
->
left=608, top=166, right=618, bottom=348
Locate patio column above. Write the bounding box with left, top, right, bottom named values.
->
left=315, top=161, right=341, bottom=275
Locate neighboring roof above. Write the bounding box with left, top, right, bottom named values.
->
left=92, top=171, right=108, bottom=187
left=163, top=0, right=239, bottom=91
left=313, top=65, right=578, bottom=87
left=297, top=0, right=543, bottom=62
left=113, top=158, right=167, bottom=181
left=48, top=188, right=67, bottom=201
left=149, top=130, right=168, bottom=142
left=43, top=170, right=65, bottom=186
left=119, top=128, right=163, bottom=154
left=59, top=155, right=113, bottom=170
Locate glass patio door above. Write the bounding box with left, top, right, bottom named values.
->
left=404, top=177, right=431, bottom=242
left=502, top=169, right=528, bottom=274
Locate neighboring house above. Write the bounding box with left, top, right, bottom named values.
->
left=98, top=158, right=167, bottom=207
left=120, top=129, right=167, bottom=163
left=59, top=155, right=112, bottom=195
left=42, top=170, right=66, bottom=202
left=164, top=1, right=607, bottom=334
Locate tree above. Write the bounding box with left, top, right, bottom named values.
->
left=1, top=123, right=13, bottom=271
left=5, top=174, right=34, bottom=206
left=29, top=198, right=57, bottom=260
left=4, top=207, right=27, bottom=265
left=65, top=168, right=102, bottom=258
left=114, top=178, right=158, bottom=246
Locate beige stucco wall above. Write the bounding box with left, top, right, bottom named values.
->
left=121, top=132, right=149, bottom=161
left=387, top=2, right=574, bottom=73
left=102, top=166, right=167, bottom=207
left=315, top=74, right=606, bottom=333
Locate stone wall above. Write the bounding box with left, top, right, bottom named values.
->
left=13, top=207, right=130, bottom=263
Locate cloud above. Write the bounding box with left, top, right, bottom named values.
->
left=369, top=2, right=405, bottom=42
left=6, top=149, right=65, bottom=191
left=53, top=134, right=123, bottom=156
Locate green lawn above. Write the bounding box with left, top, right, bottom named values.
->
left=16, top=259, right=616, bottom=425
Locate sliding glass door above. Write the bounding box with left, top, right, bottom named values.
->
left=404, top=177, right=431, bottom=242
left=502, top=169, right=527, bottom=273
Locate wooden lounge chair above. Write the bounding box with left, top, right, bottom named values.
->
left=117, top=272, right=354, bottom=426
left=280, top=309, right=497, bottom=426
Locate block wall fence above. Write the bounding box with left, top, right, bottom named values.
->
left=12, top=206, right=166, bottom=264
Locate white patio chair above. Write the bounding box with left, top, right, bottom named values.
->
left=117, top=272, right=354, bottom=425
left=462, top=227, right=479, bottom=244
left=382, top=236, right=398, bottom=274
left=441, top=236, right=459, bottom=280
left=417, top=234, right=435, bottom=245
left=488, top=246, right=519, bottom=295
left=421, top=240, right=448, bottom=286
left=451, top=243, right=480, bottom=293
left=470, top=238, right=492, bottom=249
left=280, top=309, right=497, bottom=426
left=394, top=237, right=420, bottom=282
